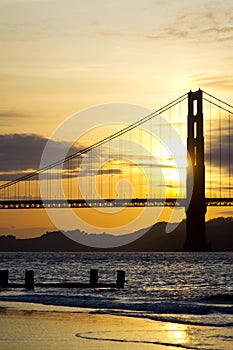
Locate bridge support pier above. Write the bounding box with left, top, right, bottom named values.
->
left=184, top=89, right=209, bottom=251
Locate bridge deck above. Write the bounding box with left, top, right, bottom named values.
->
left=0, top=198, right=232, bottom=209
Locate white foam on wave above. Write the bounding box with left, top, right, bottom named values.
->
left=1, top=294, right=233, bottom=327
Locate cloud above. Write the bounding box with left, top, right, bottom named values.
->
left=0, top=111, right=27, bottom=127
left=0, top=111, right=25, bottom=118
left=0, top=134, right=83, bottom=177
left=201, top=26, right=233, bottom=36
left=88, top=6, right=233, bottom=46
left=67, top=167, right=122, bottom=178
left=190, top=75, right=233, bottom=91
left=205, top=133, right=233, bottom=173
left=97, top=168, right=122, bottom=176
left=127, top=162, right=184, bottom=169
left=1, top=133, right=181, bottom=183
left=144, top=8, right=233, bottom=44
left=0, top=134, right=127, bottom=182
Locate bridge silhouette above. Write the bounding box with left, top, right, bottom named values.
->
left=0, top=89, right=232, bottom=250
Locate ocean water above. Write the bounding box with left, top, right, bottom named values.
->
left=0, top=252, right=233, bottom=349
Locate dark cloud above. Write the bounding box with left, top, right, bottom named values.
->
left=1, top=126, right=231, bottom=185
left=0, top=134, right=126, bottom=182
left=0, top=172, right=38, bottom=181
left=127, top=162, right=183, bottom=169
left=153, top=183, right=179, bottom=189
left=77, top=168, right=122, bottom=177
left=0, top=133, right=83, bottom=176
left=205, top=133, right=233, bottom=173
left=97, top=168, right=122, bottom=176
left=0, top=134, right=47, bottom=172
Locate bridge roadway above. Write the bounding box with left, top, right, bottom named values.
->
left=0, top=198, right=232, bottom=209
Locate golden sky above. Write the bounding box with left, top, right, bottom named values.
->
left=0, top=0, right=232, bottom=238
left=1, top=0, right=233, bottom=135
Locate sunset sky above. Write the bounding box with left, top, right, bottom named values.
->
left=0, top=0, right=232, bottom=238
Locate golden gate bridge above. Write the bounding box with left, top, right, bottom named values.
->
left=0, top=89, right=232, bottom=250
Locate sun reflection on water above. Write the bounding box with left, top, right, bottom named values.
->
left=166, top=322, right=189, bottom=345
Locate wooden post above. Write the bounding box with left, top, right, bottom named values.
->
left=25, top=270, right=34, bottom=289
left=0, top=270, right=8, bottom=286
left=116, top=270, right=125, bottom=288
left=90, top=269, right=98, bottom=287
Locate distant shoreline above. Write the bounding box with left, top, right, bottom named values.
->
left=0, top=217, right=232, bottom=252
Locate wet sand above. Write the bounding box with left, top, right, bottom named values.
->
left=0, top=301, right=232, bottom=350
left=0, top=302, right=170, bottom=350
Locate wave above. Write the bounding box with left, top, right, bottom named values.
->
left=76, top=330, right=201, bottom=350
left=198, top=293, right=233, bottom=304
left=91, top=309, right=233, bottom=327
left=1, top=294, right=233, bottom=327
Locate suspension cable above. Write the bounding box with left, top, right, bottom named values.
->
left=203, top=98, right=233, bottom=115
left=0, top=94, right=187, bottom=190
left=203, top=90, right=233, bottom=109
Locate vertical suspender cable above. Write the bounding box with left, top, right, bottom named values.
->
left=169, top=107, right=172, bottom=198
left=100, top=145, right=102, bottom=199
left=118, top=135, right=121, bottom=200
left=150, top=118, right=152, bottom=198
left=67, top=159, right=70, bottom=200
left=229, top=112, right=231, bottom=198
left=70, top=158, right=73, bottom=200
left=90, top=150, right=93, bottom=200
left=159, top=114, right=162, bottom=198
left=46, top=169, right=48, bottom=200
left=109, top=140, right=111, bottom=200
left=29, top=177, right=30, bottom=200
left=139, top=126, right=142, bottom=198
left=129, top=128, right=133, bottom=199
left=219, top=105, right=221, bottom=198
left=49, top=167, right=51, bottom=200
left=209, top=101, right=212, bottom=198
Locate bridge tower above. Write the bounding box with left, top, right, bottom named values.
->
left=184, top=89, right=209, bottom=251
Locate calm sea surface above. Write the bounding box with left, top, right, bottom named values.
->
left=0, top=252, right=233, bottom=349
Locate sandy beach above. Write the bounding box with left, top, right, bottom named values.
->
left=0, top=301, right=200, bottom=350
left=1, top=301, right=232, bottom=350
left=0, top=302, right=176, bottom=350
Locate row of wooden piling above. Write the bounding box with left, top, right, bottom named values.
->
left=0, top=269, right=125, bottom=289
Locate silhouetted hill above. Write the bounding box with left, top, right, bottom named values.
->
left=0, top=217, right=232, bottom=252
left=119, top=221, right=186, bottom=251
left=206, top=217, right=233, bottom=251
left=0, top=231, right=91, bottom=252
